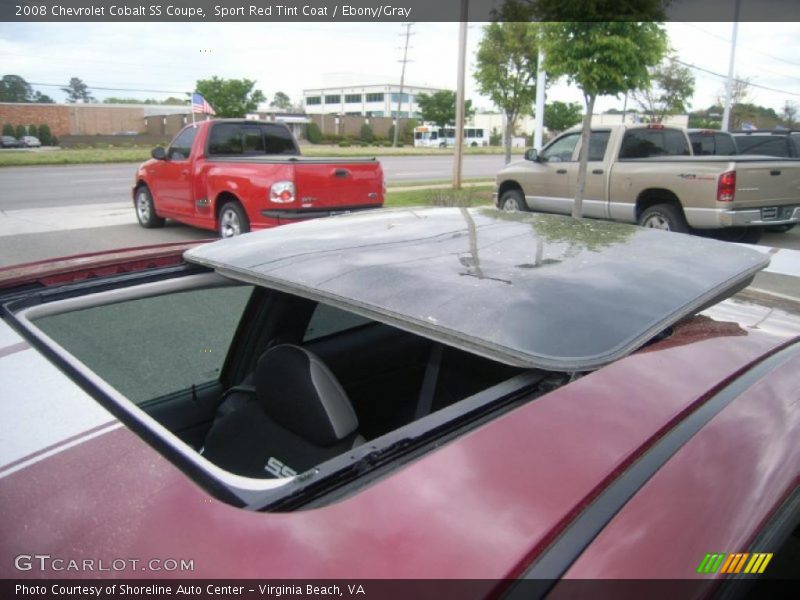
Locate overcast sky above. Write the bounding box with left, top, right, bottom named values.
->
left=1, top=21, right=798, bottom=115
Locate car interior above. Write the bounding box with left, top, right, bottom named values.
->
left=28, top=278, right=529, bottom=482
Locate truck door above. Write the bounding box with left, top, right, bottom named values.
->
left=152, top=125, right=197, bottom=218
left=564, top=130, right=612, bottom=218
left=524, top=132, right=580, bottom=214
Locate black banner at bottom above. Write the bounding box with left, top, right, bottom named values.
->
left=3, top=579, right=800, bottom=600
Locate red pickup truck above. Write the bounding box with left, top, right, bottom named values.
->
left=133, top=119, right=384, bottom=237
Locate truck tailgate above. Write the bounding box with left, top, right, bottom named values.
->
left=732, top=160, right=800, bottom=208
left=294, top=161, right=383, bottom=209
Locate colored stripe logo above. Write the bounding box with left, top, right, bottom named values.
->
left=697, top=552, right=773, bottom=574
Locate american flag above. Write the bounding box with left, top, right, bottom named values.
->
left=192, top=92, right=216, bottom=115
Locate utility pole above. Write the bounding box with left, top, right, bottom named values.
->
left=533, top=46, right=546, bottom=151
left=721, top=0, right=742, bottom=132
left=393, top=23, right=414, bottom=147
left=452, top=0, right=468, bottom=189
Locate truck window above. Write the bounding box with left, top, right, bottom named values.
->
left=587, top=131, right=611, bottom=161
left=619, top=128, right=690, bottom=159
left=541, top=133, right=580, bottom=162
left=168, top=126, right=197, bottom=161
left=208, top=123, right=299, bottom=156
left=736, top=135, right=790, bottom=157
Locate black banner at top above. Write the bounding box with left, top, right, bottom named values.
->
left=1, top=0, right=800, bottom=22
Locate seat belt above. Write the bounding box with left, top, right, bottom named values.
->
left=415, top=344, right=443, bottom=420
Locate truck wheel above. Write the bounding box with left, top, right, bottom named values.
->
left=499, top=189, right=526, bottom=212
left=218, top=201, right=250, bottom=238
left=135, top=185, right=165, bottom=229
left=638, top=204, right=689, bottom=233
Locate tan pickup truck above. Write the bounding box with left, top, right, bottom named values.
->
left=495, top=124, right=800, bottom=241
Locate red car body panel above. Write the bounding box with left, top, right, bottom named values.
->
left=134, top=120, right=384, bottom=233
left=564, top=347, right=800, bottom=581
left=1, top=277, right=796, bottom=583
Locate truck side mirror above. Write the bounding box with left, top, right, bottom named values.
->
left=151, top=146, right=167, bottom=160
left=524, top=148, right=539, bottom=162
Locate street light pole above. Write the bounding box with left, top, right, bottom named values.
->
left=533, top=47, right=546, bottom=151
left=452, top=0, right=468, bottom=190
left=721, top=0, right=741, bottom=132
left=394, top=23, right=414, bottom=147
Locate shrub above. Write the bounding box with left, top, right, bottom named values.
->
left=359, top=123, right=374, bottom=143
left=29, top=124, right=38, bottom=138
left=338, top=140, right=351, bottom=147
left=51, top=135, right=59, bottom=146
left=2, top=123, right=13, bottom=136
left=306, top=121, right=322, bottom=144
left=38, top=124, right=52, bottom=145
left=489, top=127, right=502, bottom=146
left=15, top=125, right=26, bottom=139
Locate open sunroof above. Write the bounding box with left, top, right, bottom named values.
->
left=185, top=208, right=769, bottom=371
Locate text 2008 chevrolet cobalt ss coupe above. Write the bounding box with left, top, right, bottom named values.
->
left=0, top=208, right=798, bottom=596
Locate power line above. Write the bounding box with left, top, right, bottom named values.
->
left=674, top=60, right=800, bottom=99
left=677, top=22, right=800, bottom=69
left=28, top=81, right=190, bottom=95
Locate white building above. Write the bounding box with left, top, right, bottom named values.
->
left=302, top=84, right=447, bottom=118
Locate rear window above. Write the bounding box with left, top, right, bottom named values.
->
left=735, top=135, right=791, bottom=157
left=619, top=128, right=690, bottom=159
left=208, top=123, right=299, bottom=156
left=690, top=132, right=737, bottom=156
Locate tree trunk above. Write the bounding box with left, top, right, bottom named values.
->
left=504, top=118, right=512, bottom=164
left=573, top=94, right=596, bottom=219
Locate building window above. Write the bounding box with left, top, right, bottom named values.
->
left=345, top=112, right=362, bottom=116
left=366, top=111, right=384, bottom=117
left=306, top=96, right=321, bottom=105
left=344, top=94, right=362, bottom=103
left=390, top=93, right=411, bottom=103
left=324, top=95, right=341, bottom=104
left=391, top=111, right=410, bottom=118
left=366, top=93, right=384, bottom=103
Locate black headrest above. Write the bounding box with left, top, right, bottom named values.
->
left=253, top=345, right=358, bottom=447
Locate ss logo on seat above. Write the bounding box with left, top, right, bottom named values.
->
left=265, top=456, right=297, bottom=478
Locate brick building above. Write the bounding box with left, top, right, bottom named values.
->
left=0, top=102, right=190, bottom=136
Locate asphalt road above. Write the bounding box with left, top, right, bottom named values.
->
left=0, top=156, right=798, bottom=269
left=0, top=155, right=506, bottom=212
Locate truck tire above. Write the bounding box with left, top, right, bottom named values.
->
left=638, top=203, right=689, bottom=233
left=499, top=189, right=527, bottom=212
left=135, top=185, right=165, bottom=229
left=218, top=201, right=250, bottom=238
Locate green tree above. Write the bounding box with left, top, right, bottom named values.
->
left=163, top=96, right=190, bottom=105
left=15, top=125, right=26, bottom=139
left=306, top=121, right=322, bottom=144
left=781, top=101, right=798, bottom=128
left=632, top=55, right=695, bottom=122
left=195, top=77, right=266, bottom=118
left=269, top=91, right=292, bottom=110
left=537, top=9, right=667, bottom=216
left=474, top=22, right=541, bottom=164
left=62, top=77, right=95, bottom=103
left=28, top=124, right=38, bottom=138
left=359, top=123, right=374, bottom=143
left=416, top=91, right=475, bottom=131
left=0, top=75, right=33, bottom=102
left=544, top=101, right=583, bottom=133
left=38, top=124, right=52, bottom=145
left=33, top=91, right=54, bottom=103
left=2, top=123, right=14, bottom=136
